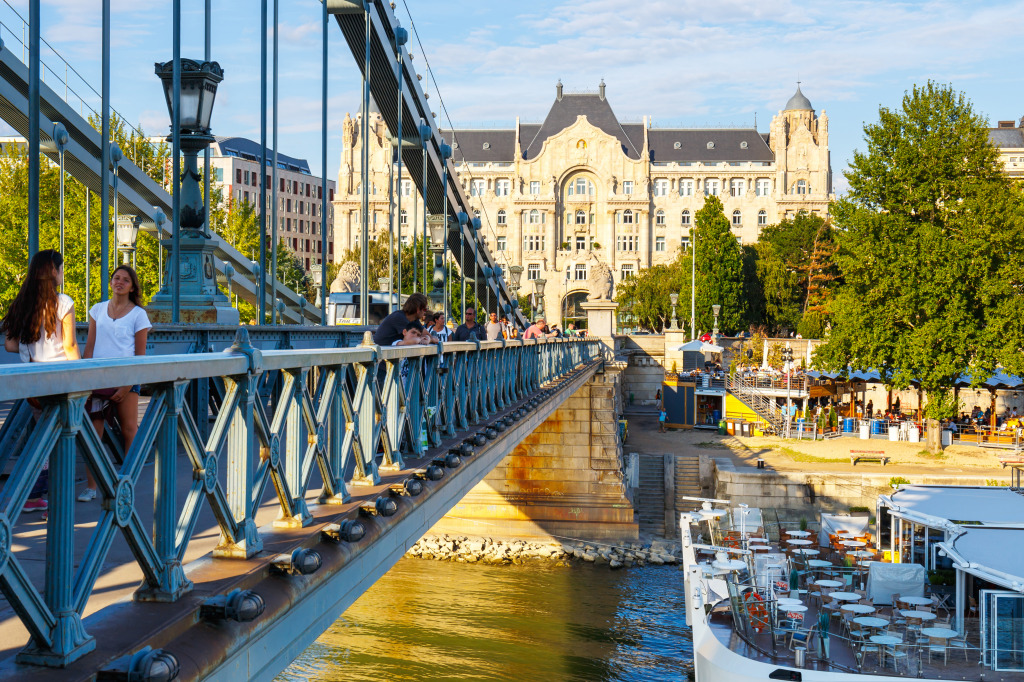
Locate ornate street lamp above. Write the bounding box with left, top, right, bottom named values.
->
left=147, top=58, right=237, bottom=324
left=669, top=292, right=679, bottom=331
left=427, top=215, right=447, bottom=311
left=509, top=265, right=523, bottom=294
left=534, top=277, right=547, bottom=319
left=115, top=214, right=142, bottom=266
left=712, top=304, right=721, bottom=340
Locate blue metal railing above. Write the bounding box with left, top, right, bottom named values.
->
left=0, top=333, right=598, bottom=666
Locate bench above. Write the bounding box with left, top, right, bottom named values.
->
left=850, top=450, right=888, bottom=466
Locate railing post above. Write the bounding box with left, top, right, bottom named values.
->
left=17, top=394, right=95, bottom=666
left=216, top=330, right=264, bottom=558
left=320, top=365, right=350, bottom=504
left=275, top=368, right=312, bottom=528
left=139, top=381, right=193, bottom=601
left=350, top=333, right=381, bottom=486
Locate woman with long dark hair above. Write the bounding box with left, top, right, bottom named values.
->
left=1, top=249, right=79, bottom=514
left=78, top=264, right=151, bottom=502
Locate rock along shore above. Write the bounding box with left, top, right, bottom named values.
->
left=406, top=534, right=682, bottom=569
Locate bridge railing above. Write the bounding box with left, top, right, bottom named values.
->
left=0, top=332, right=599, bottom=667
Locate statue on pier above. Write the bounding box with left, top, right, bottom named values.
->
left=330, top=261, right=361, bottom=293
left=586, top=255, right=613, bottom=301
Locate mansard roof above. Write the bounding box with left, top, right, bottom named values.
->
left=648, top=129, right=774, bottom=163
left=989, top=127, right=1024, bottom=149
left=443, top=129, right=516, bottom=165
left=523, top=92, right=643, bottom=160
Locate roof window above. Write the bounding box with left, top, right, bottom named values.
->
left=740, top=141, right=748, bottom=149
left=706, top=141, right=715, bottom=149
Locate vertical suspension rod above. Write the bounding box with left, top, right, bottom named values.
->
left=259, top=0, right=268, bottom=323
left=27, top=0, right=39, bottom=258
left=271, top=0, right=280, bottom=324
left=320, top=0, right=329, bottom=325
left=359, top=0, right=370, bottom=324
left=171, top=0, right=181, bottom=321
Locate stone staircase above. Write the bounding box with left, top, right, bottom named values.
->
left=674, top=454, right=702, bottom=508
left=636, top=454, right=666, bottom=536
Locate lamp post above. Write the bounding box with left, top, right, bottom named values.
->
left=116, top=215, right=142, bottom=267
left=669, top=292, right=679, bottom=331
left=482, top=266, right=493, bottom=317
left=153, top=207, right=166, bottom=290
left=712, top=304, right=721, bottom=341
left=148, top=58, right=237, bottom=324
left=782, top=345, right=794, bottom=431
left=534, top=278, right=547, bottom=319
left=457, top=211, right=469, bottom=314
left=509, top=264, right=523, bottom=328
left=427, top=216, right=446, bottom=312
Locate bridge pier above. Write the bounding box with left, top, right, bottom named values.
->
left=430, top=370, right=638, bottom=542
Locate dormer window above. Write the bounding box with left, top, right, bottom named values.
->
left=482, top=142, right=490, bottom=150
left=707, top=141, right=715, bottom=149
left=673, top=141, right=681, bottom=150
left=740, top=141, right=748, bottom=149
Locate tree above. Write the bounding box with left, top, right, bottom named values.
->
left=614, top=254, right=690, bottom=331
left=692, top=195, right=746, bottom=334
left=798, top=220, right=838, bottom=338
left=755, top=211, right=832, bottom=334
left=814, top=82, right=1024, bottom=421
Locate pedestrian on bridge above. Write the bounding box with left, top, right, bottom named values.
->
left=523, top=317, right=556, bottom=340
left=78, top=265, right=152, bottom=503
left=485, top=312, right=503, bottom=341
left=2, top=249, right=80, bottom=516
left=454, top=307, right=487, bottom=342
left=374, top=293, right=429, bottom=347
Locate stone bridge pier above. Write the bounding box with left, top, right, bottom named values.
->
left=430, top=368, right=638, bottom=542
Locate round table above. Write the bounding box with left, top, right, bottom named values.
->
left=868, top=635, right=903, bottom=664
left=748, top=537, right=769, bottom=544
left=901, top=610, right=936, bottom=624
left=842, top=603, right=875, bottom=614
left=829, top=591, right=861, bottom=602
left=848, top=550, right=874, bottom=559
left=793, top=548, right=820, bottom=556
left=807, top=559, right=831, bottom=568
left=855, top=616, right=890, bottom=630
left=787, top=539, right=813, bottom=546
left=921, top=627, right=957, bottom=641
left=783, top=604, right=808, bottom=616
left=777, top=597, right=803, bottom=606
left=815, top=579, right=844, bottom=589
left=899, top=596, right=933, bottom=607
left=842, top=540, right=867, bottom=548
left=786, top=530, right=811, bottom=537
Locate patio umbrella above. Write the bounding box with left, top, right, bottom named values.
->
left=817, top=611, right=831, bottom=659
left=789, top=568, right=800, bottom=592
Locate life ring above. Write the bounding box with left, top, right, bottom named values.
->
left=744, top=591, right=769, bottom=632
left=723, top=536, right=740, bottom=549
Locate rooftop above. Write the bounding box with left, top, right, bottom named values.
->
left=211, top=136, right=312, bottom=175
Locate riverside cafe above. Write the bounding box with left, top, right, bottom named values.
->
left=663, top=340, right=726, bottom=429
left=879, top=485, right=1024, bottom=669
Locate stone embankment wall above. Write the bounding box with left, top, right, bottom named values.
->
left=407, top=534, right=681, bottom=570
left=714, top=457, right=1003, bottom=514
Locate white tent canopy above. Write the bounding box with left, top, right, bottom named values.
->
left=866, top=561, right=926, bottom=605
left=819, top=513, right=870, bottom=547
left=881, top=485, right=1024, bottom=528
left=938, top=526, right=1024, bottom=592
left=674, top=340, right=724, bottom=354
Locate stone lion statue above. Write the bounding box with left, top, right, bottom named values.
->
left=587, top=257, right=613, bottom=300
left=329, top=261, right=361, bottom=293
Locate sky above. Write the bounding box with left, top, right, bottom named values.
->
left=1, top=0, right=1022, bottom=195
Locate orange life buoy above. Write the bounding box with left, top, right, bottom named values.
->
left=744, top=591, right=769, bottom=632
left=723, top=536, right=740, bottom=548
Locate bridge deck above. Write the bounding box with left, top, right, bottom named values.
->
left=0, top=360, right=601, bottom=681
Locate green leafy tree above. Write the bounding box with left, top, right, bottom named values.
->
left=814, top=81, right=1024, bottom=421
left=692, top=195, right=746, bottom=334
left=614, top=253, right=690, bottom=331
left=755, top=211, right=832, bottom=334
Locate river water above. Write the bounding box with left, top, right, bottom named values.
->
left=278, top=557, right=693, bottom=681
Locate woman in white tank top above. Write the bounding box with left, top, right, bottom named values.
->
left=1, top=250, right=79, bottom=515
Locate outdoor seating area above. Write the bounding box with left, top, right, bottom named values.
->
left=693, top=502, right=1024, bottom=678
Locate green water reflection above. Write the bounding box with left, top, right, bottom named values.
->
left=278, top=557, right=692, bottom=681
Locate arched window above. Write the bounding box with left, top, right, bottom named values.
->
left=681, top=210, right=691, bottom=226
left=497, top=209, right=507, bottom=225
left=732, top=210, right=742, bottom=226
left=655, top=209, right=665, bottom=226
left=622, top=209, right=634, bottom=225
left=529, top=209, right=541, bottom=224
left=757, top=210, right=767, bottom=226
left=575, top=210, right=587, bottom=225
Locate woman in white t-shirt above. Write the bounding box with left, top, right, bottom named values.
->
left=1, top=250, right=79, bottom=515
left=78, top=265, right=152, bottom=502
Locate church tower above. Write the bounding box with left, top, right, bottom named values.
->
left=770, top=85, right=831, bottom=215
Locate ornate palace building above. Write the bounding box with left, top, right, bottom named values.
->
left=990, top=117, right=1024, bottom=182
left=333, top=82, right=833, bottom=323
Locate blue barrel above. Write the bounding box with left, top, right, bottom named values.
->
left=872, top=419, right=885, bottom=435
left=843, top=418, right=855, bottom=433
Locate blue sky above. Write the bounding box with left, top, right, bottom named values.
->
left=1, top=0, right=1022, bottom=194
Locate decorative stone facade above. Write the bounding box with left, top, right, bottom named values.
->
left=334, top=83, right=833, bottom=323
